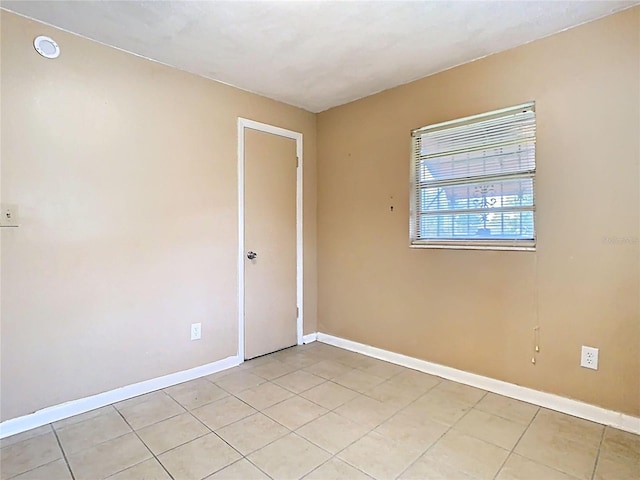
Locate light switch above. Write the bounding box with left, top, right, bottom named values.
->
left=0, top=204, right=19, bottom=227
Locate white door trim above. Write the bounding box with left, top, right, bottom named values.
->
left=237, top=118, right=303, bottom=361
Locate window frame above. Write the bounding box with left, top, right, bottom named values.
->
left=409, top=103, right=537, bottom=251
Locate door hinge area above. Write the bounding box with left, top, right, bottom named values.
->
left=296, top=306, right=299, bottom=318
left=296, top=156, right=299, bottom=168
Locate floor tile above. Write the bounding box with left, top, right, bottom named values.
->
left=364, top=380, right=422, bottom=409
left=454, top=408, right=527, bottom=450
left=496, top=454, right=580, bottom=480
left=274, top=352, right=321, bottom=370
left=0, top=425, right=51, bottom=448
left=241, top=354, right=281, bottom=368
left=191, top=395, right=257, bottom=430
left=67, top=432, right=151, bottom=480
left=401, top=388, right=474, bottom=426
left=52, top=406, right=115, bottom=430
left=136, top=412, right=209, bottom=454
left=374, top=410, right=448, bottom=452
left=475, top=393, right=539, bottom=425
left=304, top=457, right=373, bottom=479
left=261, top=348, right=301, bottom=363
left=338, top=431, right=424, bottom=480
left=115, top=391, right=185, bottom=430
left=263, top=396, right=328, bottom=430
left=420, top=429, right=509, bottom=479
left=235, top=382, right=294, bottom=410
left=107, top=458, right=171, bottom=480
left=9, top=459, right=72, bottom=480
left=399, top=454, right=477, bottom=480
left=303, top=360, right=355, bottom=379
left=594, top=450, right=640, bottom=480
left=300, top=381, right=360, bottom=409
left=594, top=426, right=639, bottom=480
left=56, top=408, right=131, bottom=455
left=332, top=369, right=386, bottom=393
left=0, top=424, right=52, bottom=449
left=532, top=409, right=604, bottom=448
left=296, top=412, right=370, bottom=454
left=216, top=413, right=289, bottom=455
left=205, top=459, right=270, bottom=479
left=357, top=358, right=405, bottom=379
left=114, top=392, right=160, bottom=410
left=429, top=379, right=487, bottom=405
left=4, top=344, right=632, bottom=480
left=300, top=343, right=342, bottom=359
left=250, top=360, right=298, bottom=380
left=214, top=371, right=267, bottom=394
left=515, top=411, right=601, bottom=480
left=304, top=345, right=334, bottom=356
left=0, top=431, right=62, bottom=480
left=248, top=433, right=331, bottom=480
left=204, top=366, right=239, bottom=383
left=164, top=378, right=229, bottom=410
left=383, top=369, right=441, bottom=395
left=334, top=395, right=398, bottom=429
left=335, top=351, right=374, bottom=369
left=158, top=433, right=241, bottom=480
left=273, top=370, right=326, bottom=393
left=600, top=426, right=640, bottom=461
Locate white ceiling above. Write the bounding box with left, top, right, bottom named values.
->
left=2, top=1, right=637, bottom=112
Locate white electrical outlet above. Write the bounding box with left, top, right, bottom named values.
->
left=191, top=323, right=202, bottom=341
left=580, top=346, right=599, bottom=370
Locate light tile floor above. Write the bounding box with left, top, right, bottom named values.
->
left=1, top=342, right=638, bottom=480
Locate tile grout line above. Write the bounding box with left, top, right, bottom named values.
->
left=394, top=389, right=489, bottom=479
left=116, top=399, right=250, bottom=477
left=392, top=417, right=453, bottom=478
left=490, top=404, right=541, bottom=480
left=51, top=424, right=77, bottom=480
left=8, top=345, right=624, bottom=480
left=0, top=348, right=399, bottom=477
left=590, top=426, right=606, bottom=480
left=200, top=350, right=378, bottom=478
left=229, top=457, right=276, bottom=480
left=186, top=380, right=296, bottom=478
left=3, top=427, right=76, bottom=480
left=201, top=354, right=332, bottom=479
left=112, top=408, right=175, bottom=480
left=330, top=375, right=448, bottom=478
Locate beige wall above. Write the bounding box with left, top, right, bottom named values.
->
left=0, top=11, right=317, bottom=421
left=2, top=7, right=638, bottom=424
left=317, top=7, right=640, bottom=416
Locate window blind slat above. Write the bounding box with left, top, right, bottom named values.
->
left=410, top=103, right=536, bottom=246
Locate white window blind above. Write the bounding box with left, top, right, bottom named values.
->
left=410, top=103, right=536, bottom=250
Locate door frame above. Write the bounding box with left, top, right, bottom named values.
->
left=237, top=118, right=304, bottom=361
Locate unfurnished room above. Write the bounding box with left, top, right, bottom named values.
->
left=0, top=1, right=638, bottom=479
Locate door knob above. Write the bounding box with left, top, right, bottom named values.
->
left=247, top=251, right=257, bottom=260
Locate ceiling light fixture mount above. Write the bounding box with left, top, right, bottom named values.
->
left=33, top=36, right=60, bottom=59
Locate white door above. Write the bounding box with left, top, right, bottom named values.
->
left=244, top=128, right=298, bottom=359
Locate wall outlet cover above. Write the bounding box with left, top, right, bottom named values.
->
left=580, top=346, right=599, bottom=370
left=191, top=323, right=202, bottom=341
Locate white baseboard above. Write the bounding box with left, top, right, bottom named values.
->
left=302, top=333, right=317, bottom=344
left=3, top=334, right=638, bottom=438
left=0, top=355, right=241, bottom=439
left=317, top=332, right=640, bottom=435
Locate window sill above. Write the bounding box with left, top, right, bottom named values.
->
left=409, top=242, right=536, bottom=252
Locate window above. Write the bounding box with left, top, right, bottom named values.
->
left=410, top=103, right=536, bottom=250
